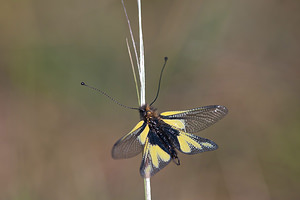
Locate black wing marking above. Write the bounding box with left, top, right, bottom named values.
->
left=160, top=105, right=228, bottom=133
left=112, top=121, right=148, bottom=159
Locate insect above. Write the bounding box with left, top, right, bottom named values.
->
left=112, top=103, right=227, bottom=177
left=81, top=57, right=228, bottom=177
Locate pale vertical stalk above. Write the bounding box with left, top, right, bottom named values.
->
left=126, top=38, right=140, bottom=104
left=121, top=0, right=140, bottom=70
left=122, top=0, right=150, bottom=198
left=144, top=177, right=151, bottom=200
left=137, top=0, right=145, bottom=106
left=137, top=1, right=151, bottom=200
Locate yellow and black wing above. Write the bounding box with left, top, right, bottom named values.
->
left=140, top=131, right=172, bottom=177
left=160, top=105, right=228, bottom=133
left=172, top=130, right=218, bottom=154
left=112, top=121, right=150, bottom=159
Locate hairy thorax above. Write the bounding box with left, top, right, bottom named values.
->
left=139, top=104, right=159, bottom=124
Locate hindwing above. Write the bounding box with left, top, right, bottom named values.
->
left=175, top=131, right=218, bottom=154
left=160, top=123, right=218, bottom=155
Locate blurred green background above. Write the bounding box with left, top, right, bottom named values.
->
left=1, top=0, right=300, bottom=199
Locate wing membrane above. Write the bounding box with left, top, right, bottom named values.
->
left=112, top=121, right=148, bottom=159
left=160, top=105, right=228, bottom=133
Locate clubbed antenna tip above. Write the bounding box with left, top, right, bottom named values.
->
left=149, top=57, right=169, bottom=106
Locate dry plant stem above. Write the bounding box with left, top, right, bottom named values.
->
left=121, top=0, right=140, bottom=71
left=126, top=38, right=140, bottom=104
left=136, top=0, right=150, bottom=199
left=136, top=0, right=151, bottom=199
left=122, top=0, right=150, bottom=199
left=137, top=0, right=145, bottom=106
left=144, top=177, right=151, bottom=200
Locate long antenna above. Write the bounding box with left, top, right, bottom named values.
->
left=150, top=57, right=168, bottom=106
left=81, top=82, right=139, bottom=110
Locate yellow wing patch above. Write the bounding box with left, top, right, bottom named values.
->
left=177, top=133, right=202, bottom=153
left=148, top=144, right=171, bottom=168
left=143, top=138, right=171, bottom=168
left=162, top=119, right=185, bottom=130
left=160, top=110, right=186, bottom=116
left=160, top=110, right=187, bottom=131
left=201, top=142, right=214, bottom=148
left=138, top=124, right=149, bottom=145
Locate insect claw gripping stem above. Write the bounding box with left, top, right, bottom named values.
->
left=172, top=156, right=180, bottom=165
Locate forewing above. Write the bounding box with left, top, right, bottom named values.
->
left=160, top=105, right=228, bottom=133
left=112, top=121, right=149, bottom=159
left=140, top=131, right=171, bottom=177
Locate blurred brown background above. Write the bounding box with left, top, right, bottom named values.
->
left=1, top=0, right=300, bottom=199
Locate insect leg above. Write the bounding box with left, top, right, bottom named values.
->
left=171, top=150, right=180, bottom=165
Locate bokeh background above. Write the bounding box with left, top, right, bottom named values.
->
left=1, top=0, right=300, bottom=199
